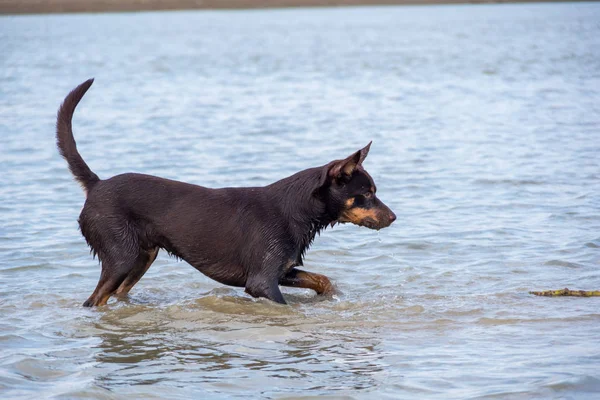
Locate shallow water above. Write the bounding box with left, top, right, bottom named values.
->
left=1, top=3, right=600, bottom=399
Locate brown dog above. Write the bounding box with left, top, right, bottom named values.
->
left=56, top=79, right=396, bottom=307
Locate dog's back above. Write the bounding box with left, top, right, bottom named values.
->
left=80, top=172, right=273, bottom=285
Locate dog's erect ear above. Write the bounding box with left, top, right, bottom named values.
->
left=330, top=141, right=372, bottom=178
left=317, top=142, right=372, bottom=188
left=357, top=141, right=371, bottom=165
left=329, top=150, right=361, bottom=178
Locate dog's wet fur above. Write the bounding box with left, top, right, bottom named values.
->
left=56, top=79, right=396, bottom=307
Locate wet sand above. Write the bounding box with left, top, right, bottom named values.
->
left=0, top=0, right=574, bottom=15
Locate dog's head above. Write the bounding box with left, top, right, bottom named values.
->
left=317, top=142, right=396, bottom=230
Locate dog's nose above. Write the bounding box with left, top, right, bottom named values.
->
left=389, top=212, right=396, bottom=224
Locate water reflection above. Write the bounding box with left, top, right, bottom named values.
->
left=91, top=299, right=388, bottom=393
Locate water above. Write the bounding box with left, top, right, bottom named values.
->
left=1, top=3, right=600, bottom=398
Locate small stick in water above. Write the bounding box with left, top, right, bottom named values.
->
left=529, top=288, right=600, bottom=297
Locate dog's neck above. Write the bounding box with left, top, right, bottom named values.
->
left=267, top=168, right=334, bottom=258
left=292, top=214, right=330, bottom=262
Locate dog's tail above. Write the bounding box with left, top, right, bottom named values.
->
left=56, top=78, right=100, bottom=194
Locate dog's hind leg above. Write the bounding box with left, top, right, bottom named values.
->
left=279, top=268, right=336, bottom=296
left=83, top=248, right=149, bottom=307
left=115, top=247, right=159, bottom=297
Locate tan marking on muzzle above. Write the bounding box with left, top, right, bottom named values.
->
left=339, top=207, right=379, bottom=225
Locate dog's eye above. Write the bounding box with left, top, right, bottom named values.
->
left=364, top=192, right=372, bottom=199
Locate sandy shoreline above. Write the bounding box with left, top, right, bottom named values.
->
left=0, top=0, right=579, bottom=15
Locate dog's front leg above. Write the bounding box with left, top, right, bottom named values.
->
left=245, top=276, right=286, bottom=305
left=279, top=268, right=336, bottom=296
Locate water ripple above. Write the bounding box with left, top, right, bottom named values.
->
left=2, top=3, right=600, bottom=399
